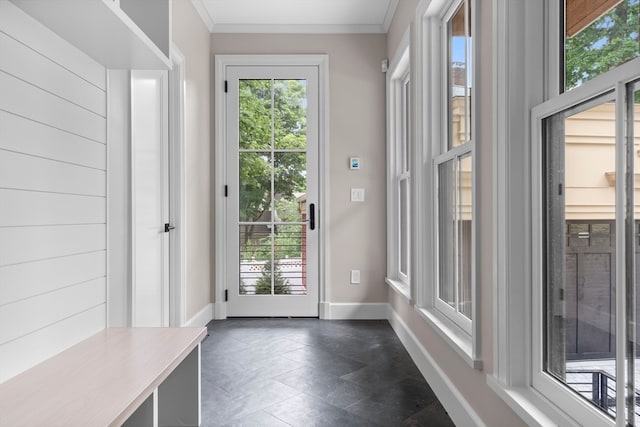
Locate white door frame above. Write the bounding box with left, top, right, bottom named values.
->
left=169, top=44, right=187, bottom=326
left=214, top=54, right=330, bottom=319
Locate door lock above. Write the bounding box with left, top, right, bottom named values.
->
left=164, top=223, right=176, bottom=233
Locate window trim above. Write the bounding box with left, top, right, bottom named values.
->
left=489, top=0, right=577, bottom=423
left=386, top=27, right=412, bottom=303
left=413, top=0, right=481, bottom=369
left=490, top=0, right=640, bottom=423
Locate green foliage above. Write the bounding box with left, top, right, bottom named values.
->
left=238, top=79, right=308, bottom=261
left=565, top=1, right=639, bottom=90
left=275, top=197, right=302, bottom=222
left=239, top=80, right=307, bottom=223
left=254, top=260, right=291, bottom=295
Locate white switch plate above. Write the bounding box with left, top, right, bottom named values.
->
left=351, top=188, right=365, bottom=202
left=350, top=270, right=361, bottom=284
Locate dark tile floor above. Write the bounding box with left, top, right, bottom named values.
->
left=201, top=318, right=455, bottom=427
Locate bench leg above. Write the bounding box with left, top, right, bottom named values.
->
left=158, top=344, right=201, bottom=427
left=123, top=390, right=158, bottom=427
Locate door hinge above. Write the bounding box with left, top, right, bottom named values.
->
left=559, top=183, right=563, bottom=196
left=224, top=80, right=228, bottom=93
left=224, top=289, right=228, bottom=302
left=224, top=185, right=228, bottom=197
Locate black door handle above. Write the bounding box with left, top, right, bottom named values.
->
left=309, top=203, right=315, bottom=230
left=165, top=223, right=176, bottom=233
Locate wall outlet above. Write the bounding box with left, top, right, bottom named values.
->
left=350, top=270, right=361, bottom=284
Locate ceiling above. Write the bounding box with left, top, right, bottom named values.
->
left=191, top=0, right=399, bottom=34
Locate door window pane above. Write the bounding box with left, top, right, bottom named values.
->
left=239, top=153, right=272, bottom=223
left=239, top=80, right=272, bottom=150
left=274, top=80, right=307, bottom=150
left=274, top=152, right=307, bottom=223
left=274, top=224, right=306, bottom=295
left=239, top=226, right=272, bottom=295
left=544, top=93, right=618, bottom=418
left=564, top=0, right=640, bottom=91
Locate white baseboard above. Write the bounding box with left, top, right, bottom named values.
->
left=185, top=303, right=214, bottom=327
left=319, top=302, right=331, bottom=319
left=326, top=303, right=389, bottom=320
left=213, top=301, right=227, bottom=319
left=387, top=305, right=487, bottom=427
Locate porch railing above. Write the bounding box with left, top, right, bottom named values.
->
left=566, top=369, right=640, bottom=421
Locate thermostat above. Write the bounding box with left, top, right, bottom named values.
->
left=350, top=157, right=361, bottom=170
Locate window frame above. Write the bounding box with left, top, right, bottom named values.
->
left=531, top=58, right=640, bottom=427
left=413, top=0, right=481, bottom=369
left=531, top=83, right=623, bottom=427
left=386, top=28, right=412, bottom=302
left=489, top=0, right=640, bottom=424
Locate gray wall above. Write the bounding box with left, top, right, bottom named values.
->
left=211, top=33, right=389, bottom=306
left=172, top=0, right=213, bottom=321
left=385, top=0, right=526, bottom=425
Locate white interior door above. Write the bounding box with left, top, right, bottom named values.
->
left=131, top=70, right=170, bottom=326
left=225, top=65, right=319, bottom=317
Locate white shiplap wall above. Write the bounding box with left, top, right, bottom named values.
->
left=0, top=1, right=107, bottom=383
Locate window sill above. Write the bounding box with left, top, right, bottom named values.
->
left=385, top=277, right=412, bottom=304
left=415, top=306, right=482, bottom=370
left=487, top=376, right=581, bottom=427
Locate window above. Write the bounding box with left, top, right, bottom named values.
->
left=490, top=0, right=640, bottom=425
left=534, top=2, right=640, bottom=424
left=386, top=30, right=411, bottom=301
left=534, top=68, right=640, bottom=427
left=413, top=0, right=479, bottom=368
left=434, top=0, right=474, bottom=334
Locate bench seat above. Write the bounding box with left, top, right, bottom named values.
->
left=0, top=327, right=207, bottom=427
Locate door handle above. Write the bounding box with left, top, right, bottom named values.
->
left=164, top=223, right=176, bottom=233
left=309, top=203, right=315, bottom=230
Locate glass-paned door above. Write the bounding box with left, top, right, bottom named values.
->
left=225, top=66, right=319, bottom=317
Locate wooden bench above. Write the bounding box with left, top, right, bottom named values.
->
left=0, top=327, right=207, bottom=427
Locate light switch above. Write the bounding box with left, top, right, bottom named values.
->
left=351, top=188, right=365, bottom=202
left=351, top=270, right=361, bottom=284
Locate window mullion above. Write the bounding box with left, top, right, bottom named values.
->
left=270, top=79, right=276, bottom=295
left=453, top=155, right=459, bottom=314
left=624, top=82, right=637, bottom=426
left=398, top=177, right=403, bottom=277
left=614, top=82, right=628, bottom=427
left=464, top=0, right=470, bottom=144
